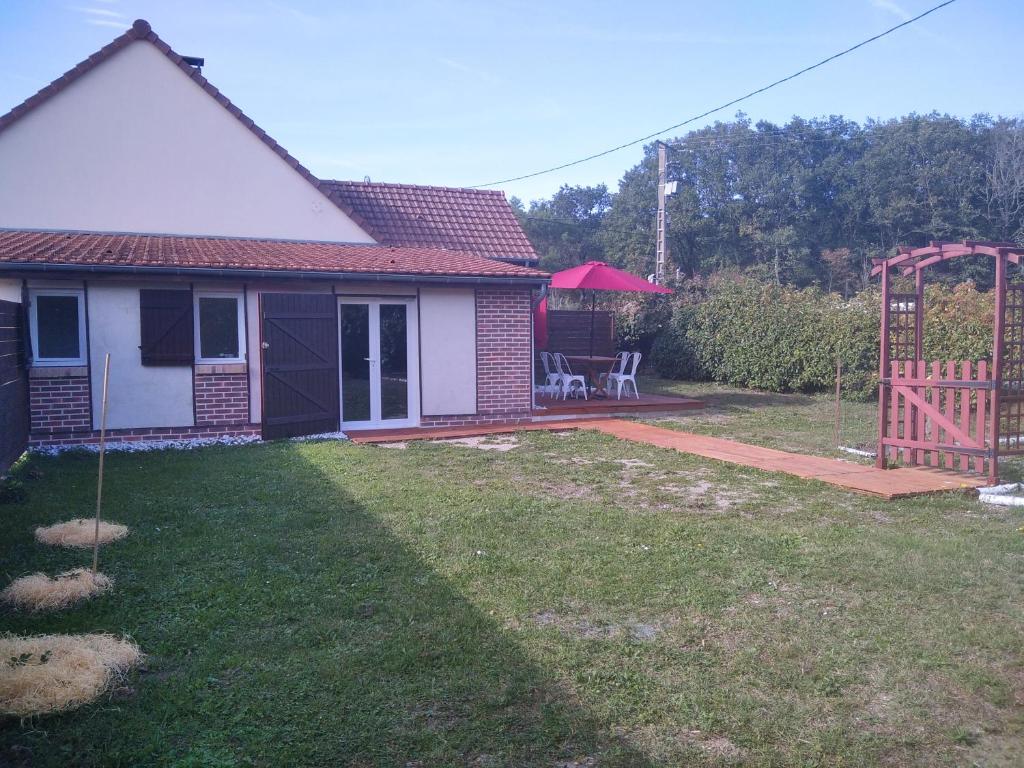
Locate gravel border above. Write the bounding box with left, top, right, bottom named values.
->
left=289, top=431, right=349, bottom=442
left=30, top=434, right=263, bottom=456
left=30, top=429, right=351, bottom=457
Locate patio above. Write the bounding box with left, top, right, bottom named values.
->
left=532, top=391, right=703, bottom=417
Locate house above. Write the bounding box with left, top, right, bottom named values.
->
left=0, top=19, right=547, bottom=447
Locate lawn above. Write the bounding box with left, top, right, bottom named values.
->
left=644, top=378, right=880, bottom=459
left=2, top=386, right=1023, bottom=767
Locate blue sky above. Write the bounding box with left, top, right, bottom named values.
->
left=0, top=1, right=1020, bottom=203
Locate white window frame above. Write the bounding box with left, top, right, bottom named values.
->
left=193, top=291, right=246, bottom=364
left=28, top=287, right=87, bottom=367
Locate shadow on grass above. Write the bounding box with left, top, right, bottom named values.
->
left=0, top=444, right=655, bottom=767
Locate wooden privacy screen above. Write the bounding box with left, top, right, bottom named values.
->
left=0, top=299, right=29, bottom=472
left=542, top=309, right=615, bottom=356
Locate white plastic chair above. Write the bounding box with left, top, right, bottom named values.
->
left=599, top=352, right=629, bottom=392
left=539, top=351, right=562, bottom=396
left=607, top=352, right=641, bottom=399
left=554, top=353, right=587, bottom=400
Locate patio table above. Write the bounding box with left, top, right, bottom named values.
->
left=564, top=354, right=619, bottom=397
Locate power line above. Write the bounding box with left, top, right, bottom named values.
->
left=467, top=0, right=960, bottom=189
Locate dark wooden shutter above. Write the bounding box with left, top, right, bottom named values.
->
left=140, top=289, right=194, bottom=366
left=261, top=293, right=340, bottom=439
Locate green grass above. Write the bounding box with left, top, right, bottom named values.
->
left=2, top=386, right=1023, bottom=766
left=644, top=378, right=880, bottom=457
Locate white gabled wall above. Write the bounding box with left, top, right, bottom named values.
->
left=87, top=284, right=194, bottom=430
left=0, top=40, right=375, bottom=243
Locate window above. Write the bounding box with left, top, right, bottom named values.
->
left=29, top=288, right=87, bottom=366
left=194, top=292, right=246, bottom=363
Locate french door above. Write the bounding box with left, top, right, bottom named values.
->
left=338, top=297, right=419, bottom=430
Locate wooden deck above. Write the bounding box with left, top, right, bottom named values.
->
left=346, top=419, right=594, bottom=444
left=587, top=420, right=987, bottom=499
left=532, top=392, right=703, bottom=418
left=348, top=417, right=986, bottom=499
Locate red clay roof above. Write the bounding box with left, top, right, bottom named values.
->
left=0, top=19, right=381, bottom=242
left=0, top=231, right=547, bottom=280
left=321, top=181, right=538, bottom=262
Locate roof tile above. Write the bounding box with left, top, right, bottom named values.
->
left=0, top=230, right=548, bottom=280
left=322, top=181, right=537, bottom=262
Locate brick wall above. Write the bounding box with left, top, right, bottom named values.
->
left=29, top=369, right=255, bottom=447
left=29, top=375, right=91, bottom=436
left=194, top=372, right=249, bottom=426
left=29, top=423, right=260, bottom=448
left=421, top=287, right=533, bottom=428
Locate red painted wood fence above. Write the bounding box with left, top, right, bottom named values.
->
left=872, top=242, right=1024, bottom=482
left=880, top=359, right=992, bottom=475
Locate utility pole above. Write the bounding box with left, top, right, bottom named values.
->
left=655, top=141, right=668, bottom=284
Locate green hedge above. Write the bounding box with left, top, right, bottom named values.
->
left=649, top=276, right=993, bottom=401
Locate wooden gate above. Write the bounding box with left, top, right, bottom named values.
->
left=873, top=241, right=1024, bottom=483
left=881, top=360, right=993, bottom=474
left=261, top=293, right=340, bottom=440
left=0, top=299, right=29, bottom=472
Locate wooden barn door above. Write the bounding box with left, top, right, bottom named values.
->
left=261, top=293, right=340, bottom=440
left=0, top=299, right=29, bottom=471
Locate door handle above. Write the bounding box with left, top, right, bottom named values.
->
left=261, top=342, right=270, bottom=350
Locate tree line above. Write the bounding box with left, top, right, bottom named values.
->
left=512, top=113, right=1024, bottom=294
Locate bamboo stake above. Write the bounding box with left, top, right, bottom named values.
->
left=92, top=353, right=111, bottom=575
left=834, top=356, right=842, bottom=448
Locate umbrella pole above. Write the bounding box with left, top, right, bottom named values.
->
left=589, top=292, right=596, bottom=357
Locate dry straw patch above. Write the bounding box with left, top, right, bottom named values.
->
left=1, top=568, right=113, bottom=611
left=35, top=518, right=128, bottom=548
left=0, top=633, right=142, bottom=717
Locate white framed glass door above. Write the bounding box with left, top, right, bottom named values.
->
left=339, top=297, right=419, bottom=430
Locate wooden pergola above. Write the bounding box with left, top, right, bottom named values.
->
left=871, top=240, right=1024, bottom=483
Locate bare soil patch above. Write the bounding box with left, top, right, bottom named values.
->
left=434, top=435, right=520, bottom=452
left=530, top=610, right=664, bottom=642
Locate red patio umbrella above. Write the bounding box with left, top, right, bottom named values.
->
left=549, top=261, right=672, bottom=356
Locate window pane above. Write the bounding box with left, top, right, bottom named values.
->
left=340, top=304, right=371, bottom=422
left=199, top=297, right=239, bottom=359
left=36, top=295, right=80, bottom=360
left=379, top=304, right=408, bottom=420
